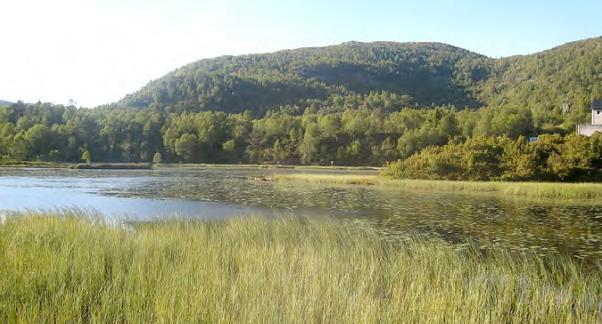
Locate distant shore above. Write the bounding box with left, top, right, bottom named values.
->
left=0, top=160, right=382, bottom=171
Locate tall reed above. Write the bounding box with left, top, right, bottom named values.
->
left=0, top=213, right=600, bottom=323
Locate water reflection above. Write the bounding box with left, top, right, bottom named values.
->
left=0, top=168, right=601, bottom=261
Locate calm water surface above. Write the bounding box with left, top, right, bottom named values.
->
left=1, top=167, right=601, bottom=261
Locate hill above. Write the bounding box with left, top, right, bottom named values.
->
left=0, top=99, right=12, bottom=106
left=477, top=37, right=602, bottom=124
left=116, top=38, right=602, bottom=117
left=116, top=42, right=491, bottom=113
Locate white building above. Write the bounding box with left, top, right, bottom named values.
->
left=576, top=99, right=602, bottom=136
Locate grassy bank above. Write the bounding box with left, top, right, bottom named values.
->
left=1, top=213, right=600, bottom=323
left=273, top=173, right=602, bottom=200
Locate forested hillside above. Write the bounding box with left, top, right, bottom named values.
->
left=0, top=37, right=601, bottom=177
left=117, top=42, right=489, bottom=114
left=476, top=37, right=602, bottom=129
left=117, top=38, right=601, bottom=122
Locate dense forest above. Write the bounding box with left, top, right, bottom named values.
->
left=1, top=37, right=601, bottom=180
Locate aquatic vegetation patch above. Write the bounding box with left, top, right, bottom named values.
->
left=273, top=173, right=602, bottom=200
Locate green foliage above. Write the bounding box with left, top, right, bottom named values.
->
left=152, top=152, right=162, bottom=164
left=81, top=149, right=91, bottom=164
left=174, top=133, right=198, bottom=162
left=385, top=134, right=602, bottom=181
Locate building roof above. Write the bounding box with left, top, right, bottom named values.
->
left=593, top=99, right=602, bottom=110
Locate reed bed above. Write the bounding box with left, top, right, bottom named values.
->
left=0, top=212, right=600, bottom=323
left=273, top=173, right=602, bottom=200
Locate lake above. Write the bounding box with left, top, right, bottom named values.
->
left=1, top=167, right=601, bottom=261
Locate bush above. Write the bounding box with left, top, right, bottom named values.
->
left=385, top=134, right=602, bottom=181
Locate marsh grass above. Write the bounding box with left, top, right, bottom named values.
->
left=273, top=173, right=381, bottom=185
left=1, top=212, right=600, bottom=323
left=273, top=173, right=602, bottom=200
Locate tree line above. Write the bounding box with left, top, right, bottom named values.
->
left=0, top=99, right=592, bottom=169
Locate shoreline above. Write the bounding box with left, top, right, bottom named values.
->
left=0, top=161, right=382, bottom=171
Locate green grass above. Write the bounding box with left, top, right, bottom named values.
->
left=273, top=173, right=381, bottom=185
left=1, top=213, right=600, bottom=323
left=273, top=173, right=602, bottom=200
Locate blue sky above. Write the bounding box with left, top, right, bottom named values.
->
left=0, top=0, right=600, bottom=107
left=222, top=0, right=601, bottom=58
